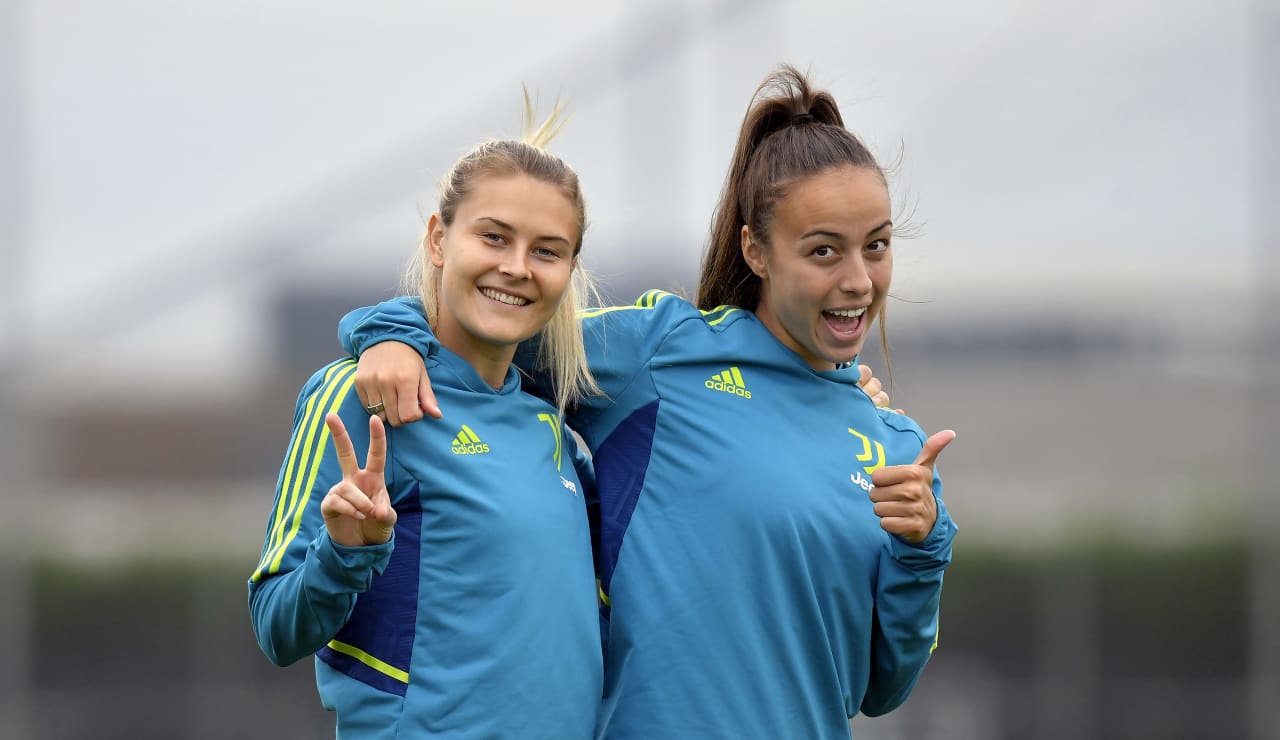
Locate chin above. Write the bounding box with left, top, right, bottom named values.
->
left=821, top=345, right=862, bottom=367
left=474, top=318, right=532, bottom=341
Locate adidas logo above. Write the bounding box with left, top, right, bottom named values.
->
left=451, top=425, right=490, bottom=455
left=704, top=366, right=752, bottom=399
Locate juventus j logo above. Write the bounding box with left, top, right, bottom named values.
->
left=847, top=427, right=885, bottom=492
left=848, top=426, right=885, bottom=475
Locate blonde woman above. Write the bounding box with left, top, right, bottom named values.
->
left=249, top=105, right=603, bottom=739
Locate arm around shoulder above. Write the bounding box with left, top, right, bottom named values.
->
left=338, top=296, right=435, bottom=360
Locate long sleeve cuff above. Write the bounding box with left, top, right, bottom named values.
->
left=308, top=530, right=395, bottom=593
left=888, top=500, right=956, bottom=569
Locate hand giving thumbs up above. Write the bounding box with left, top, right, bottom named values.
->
left=869, top=430, right=956, bottom=543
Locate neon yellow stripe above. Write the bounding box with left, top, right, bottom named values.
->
left=597, top=579, right=611, bottom=607
left=580, top=290, right=675, bottom=317
left=930, top=623, right=940, bottom=653
left=462, top=425, right=481, bottom=444
left=258, top=361, right=357, bottom=575
left=326, top=640, right=409, bottom=683
left=578, top=292, right=728, bottom=319
left=578, top=304, right=649, bottom=318
left=705, top=306, right=741, bottom=326
left=256, top=381, right=321, bottom=572
left=266, top=369, right=359, bottom=575
left=453, top=432, right=465, bottom=446
left=253, top=360, right=355, bottom=581
left=537, top=413, right=562, bottom=470
left=260, top=360, right=353, bottom=569
left=730, top=367, right=745, bottom=386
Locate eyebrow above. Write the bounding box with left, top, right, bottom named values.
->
left=866, top=220, right=893, bottom=238
left=800, top=220, right=893, bottom=241
left=801, top=229, right=846, bottom=241
left=475, top=216, right=571, bottom=246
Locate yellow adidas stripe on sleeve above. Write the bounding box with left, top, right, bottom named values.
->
left=641, top=289, right=673, bottom=307
left=265, top=369, right=360, bottom=575
left=576, top=291, right=742, bottom=323
left=255, top=360, right=350, bottom=573
left=251, top=360, right=359, bottom=582
left=578, top=290, right=672, bottom=318
left=703, top=305, right=741, bottom=325
left=253, top=360, right=356, bottom=580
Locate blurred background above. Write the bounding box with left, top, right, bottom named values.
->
left=1, top=0, right=1276, bottom=738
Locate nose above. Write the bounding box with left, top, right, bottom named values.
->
left=838, top=253, right=872, bottom=296
left=499, top=246, right=532, bottom=280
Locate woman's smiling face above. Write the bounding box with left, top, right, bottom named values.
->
left=743, top=165, right=892, bottom=371
left=428, top=173, right=579, bottom=371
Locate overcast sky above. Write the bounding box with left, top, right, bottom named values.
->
left=2, top=0, right=1268, bottom=384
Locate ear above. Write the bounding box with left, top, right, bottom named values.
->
left=740, top=224, right=767, bottom=279
left=427, top=213, right=446, bottom=268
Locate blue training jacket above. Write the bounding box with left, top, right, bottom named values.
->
left=248, top=348, right=603, bottom=739
left=341, top=290, right=957, bottom=740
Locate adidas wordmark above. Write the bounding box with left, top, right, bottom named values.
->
left=704, top=366, right=752, bottom=399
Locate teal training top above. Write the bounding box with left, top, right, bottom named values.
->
left=248, top=347, right=602, bottom=739
left=341, top=290, right=956, bottom=740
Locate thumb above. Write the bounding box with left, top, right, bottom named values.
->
left=912, top=429, right=956, bottom=469
left=374, top=500, right=398, bottom=527
left=418, top=367, right=442, bottom=419
left=376, top=503, right=398, bottom=539
left=369, top=488, right=397, bottom=526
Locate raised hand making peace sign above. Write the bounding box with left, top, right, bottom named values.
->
left=321, top=412, right=397, bottom=547
left=869, top=429, right=956, bottom=544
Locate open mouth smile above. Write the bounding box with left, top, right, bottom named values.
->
left=480, top=287, right=531, bottom=307
left=822, top=306, right=867, bottom=337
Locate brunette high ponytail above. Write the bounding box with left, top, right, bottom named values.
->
left=697, top=64, right=881, bottom=312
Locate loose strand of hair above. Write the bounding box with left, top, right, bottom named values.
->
left=521, top=84, right=570, bottom=150
left=878, top=307, right=893, bottom=391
